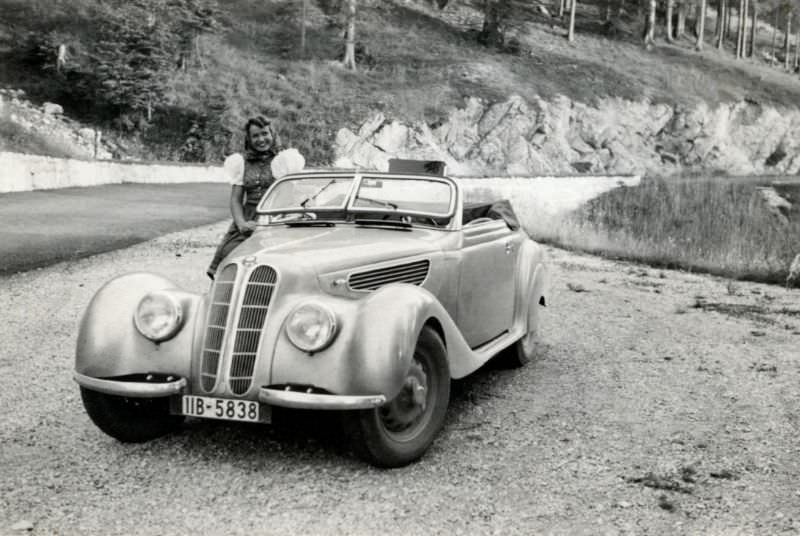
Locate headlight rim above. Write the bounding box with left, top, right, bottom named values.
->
left=133, top=291, right=184, bottom=343
left=285, top=301, right=338, bottom=353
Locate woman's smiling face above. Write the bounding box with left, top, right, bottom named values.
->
left=248, top=124, right=274, bottom=152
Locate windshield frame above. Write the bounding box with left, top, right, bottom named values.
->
left=256, top=173, right=358, bottom=215
left=347, top=175, right=457, bottom=219
left=255, top=171, right=458, bottom=226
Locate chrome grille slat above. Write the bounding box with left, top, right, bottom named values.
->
left=348, top=260, right=430, bottom=291
left=200, top=264, right=238, bottom=392
left=349, top=267, right=429, bottom=283
left=228, top=265, right=277, bottom=395
left=349, top=269, right=429, bottom=286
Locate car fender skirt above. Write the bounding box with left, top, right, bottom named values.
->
left=73, top=372, right=187, bottom=398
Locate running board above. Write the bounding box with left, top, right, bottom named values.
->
left=470, top=326, right=525, bottom=363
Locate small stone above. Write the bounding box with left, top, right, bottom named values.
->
left=617, top=500, right=632, bottom=508
left=43, top=102, right=63, bottom=115
left=11, top=520, right=33, bottom=531
left=566, top=282, right=588, bottom=293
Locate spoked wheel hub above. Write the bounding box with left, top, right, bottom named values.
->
left=379, top=360, right=431, bottom=439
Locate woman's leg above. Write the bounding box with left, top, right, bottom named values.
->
left=207, top=222, right=248, bottom=279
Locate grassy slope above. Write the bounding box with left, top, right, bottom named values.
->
left=1, top=0, right=799, bottom=282
left=186, top=0, right=800, bottom=163
left=5, top=0, right=800, bottom=161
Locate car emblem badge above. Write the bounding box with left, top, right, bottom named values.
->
left=242, top=256, right=257, bottom=266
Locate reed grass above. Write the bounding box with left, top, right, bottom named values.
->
left=518, top=177, right=800, bottom=285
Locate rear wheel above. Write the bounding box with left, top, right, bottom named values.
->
left=80, top=387, right=184, bottom=443
left=498, top=295, right=542, bottom=368
left=344, top=326, right=450, bottom=468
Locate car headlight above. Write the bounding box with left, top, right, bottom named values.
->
left=285, top=302, right=338, bottom=352
left=134, top=291, right=183, bottom=342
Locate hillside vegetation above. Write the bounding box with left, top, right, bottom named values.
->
left=1, top=0, right=798, bottom=285
left=2, top=0, right=800, bottom=164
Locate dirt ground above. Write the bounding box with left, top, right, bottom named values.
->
left=0, top=222, right=798, bottom=535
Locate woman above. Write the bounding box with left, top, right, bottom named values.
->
left=207, top=116, right=281, bottom=279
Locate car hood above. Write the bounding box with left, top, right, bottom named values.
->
left=228, top=224, right=444, bottom=273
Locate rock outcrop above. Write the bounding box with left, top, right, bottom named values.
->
left=0, top=89, right=114, bottom=160
left=333, top=94, right=800, bottom=177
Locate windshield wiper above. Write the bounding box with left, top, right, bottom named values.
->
left=299, top=179, right=337, bottom=208
left=355, top=196, right=398, bottom=210
left=354, top=218, right=412, bottom=230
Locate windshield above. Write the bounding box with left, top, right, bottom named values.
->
left=259, top=177, right=355, bottom=212
left=256, top=174, right=455, bottom=227
left=352, top=177, right=453, bottom=216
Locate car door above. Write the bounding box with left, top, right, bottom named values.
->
left=457, top=220, right=519, bottom=348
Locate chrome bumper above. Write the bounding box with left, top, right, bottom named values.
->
left=258, top=387, right=386, bottom=410
left=73, top=372, right=187, bottom=398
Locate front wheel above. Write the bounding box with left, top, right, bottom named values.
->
left=344, top=326, right=450, bottom=468
left=80, top=387, right=184, bottom=443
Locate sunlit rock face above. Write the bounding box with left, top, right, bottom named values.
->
left=334, top=94, right=800, bottom=178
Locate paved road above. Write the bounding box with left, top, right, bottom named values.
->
left=0, top=183, right=230, bottom=275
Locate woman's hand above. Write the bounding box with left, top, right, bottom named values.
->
left=236, top=220, right=257, bottom=234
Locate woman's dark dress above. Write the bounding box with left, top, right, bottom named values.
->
left=207, top=151, right=276, bottom=278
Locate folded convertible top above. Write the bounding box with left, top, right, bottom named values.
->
left=462, top=199, right=521, bottom=231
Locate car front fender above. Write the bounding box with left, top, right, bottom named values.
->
left=269, top=283, right=483, bottom=399
left=75, top=273, right=204, bottom=381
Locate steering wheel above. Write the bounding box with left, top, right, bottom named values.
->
left=464, top=217, right=494, bottom=226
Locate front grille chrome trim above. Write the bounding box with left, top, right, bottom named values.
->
left=227, top=265, right=278, bottom=395
left=199, top=264, right=238, bottom=392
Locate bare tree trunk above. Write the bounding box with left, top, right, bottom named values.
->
left=667, top=0, right=675, bottom=41
left=795, top=28, right=800, bottom=68
left=741, top=0, right=748, bottom=58
left=748, top=0, right=757, bottom=57
left=717, top=0, right=726, bottom=48
left=606, top=0, right=612, bottom=21
left=696, top=0, right=707, bottom=48
left=714, top=0, right=723, bottom=38
left=724, top=2, right=732, bottom=39
left=785, top=9, right=792, bottom=70
left=568, top=0, right=577, bottom=41
left=560, top=0, right=566, bottom=18
left=771, top=9, right=778, bottom=63
left=300, top=0, right=308, bottom=57
left=644, top=0, right=657, bottom=48
left=677, top=3, right=687, bottom=37
left=736, top=0, right=744, bottom=57
left=343, top=0, right=357, bottom=70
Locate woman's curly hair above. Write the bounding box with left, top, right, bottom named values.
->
left=244, top=115, right=282, bottom=153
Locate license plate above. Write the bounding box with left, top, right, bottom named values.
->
left=180, top=395, right=265, bottom=423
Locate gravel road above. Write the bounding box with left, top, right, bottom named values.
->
left=1, top=222, right=798, bottom=535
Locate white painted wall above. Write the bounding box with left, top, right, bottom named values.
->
left=0, top=151, right=640, bottom=219
left=0, top=152, right=226, bottom=193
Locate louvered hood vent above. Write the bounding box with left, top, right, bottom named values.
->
left=348, top=260, right=430, bottom=291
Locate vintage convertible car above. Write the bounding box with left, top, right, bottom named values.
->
left=74, top=160, right=549, bottom=467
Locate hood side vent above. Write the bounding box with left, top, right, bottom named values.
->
left=348, top=260, right=430, bottom=291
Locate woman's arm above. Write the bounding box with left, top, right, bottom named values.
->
left=224, top=153, right=255, bottom=234
left=229, top=185, right=256, bottom=234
